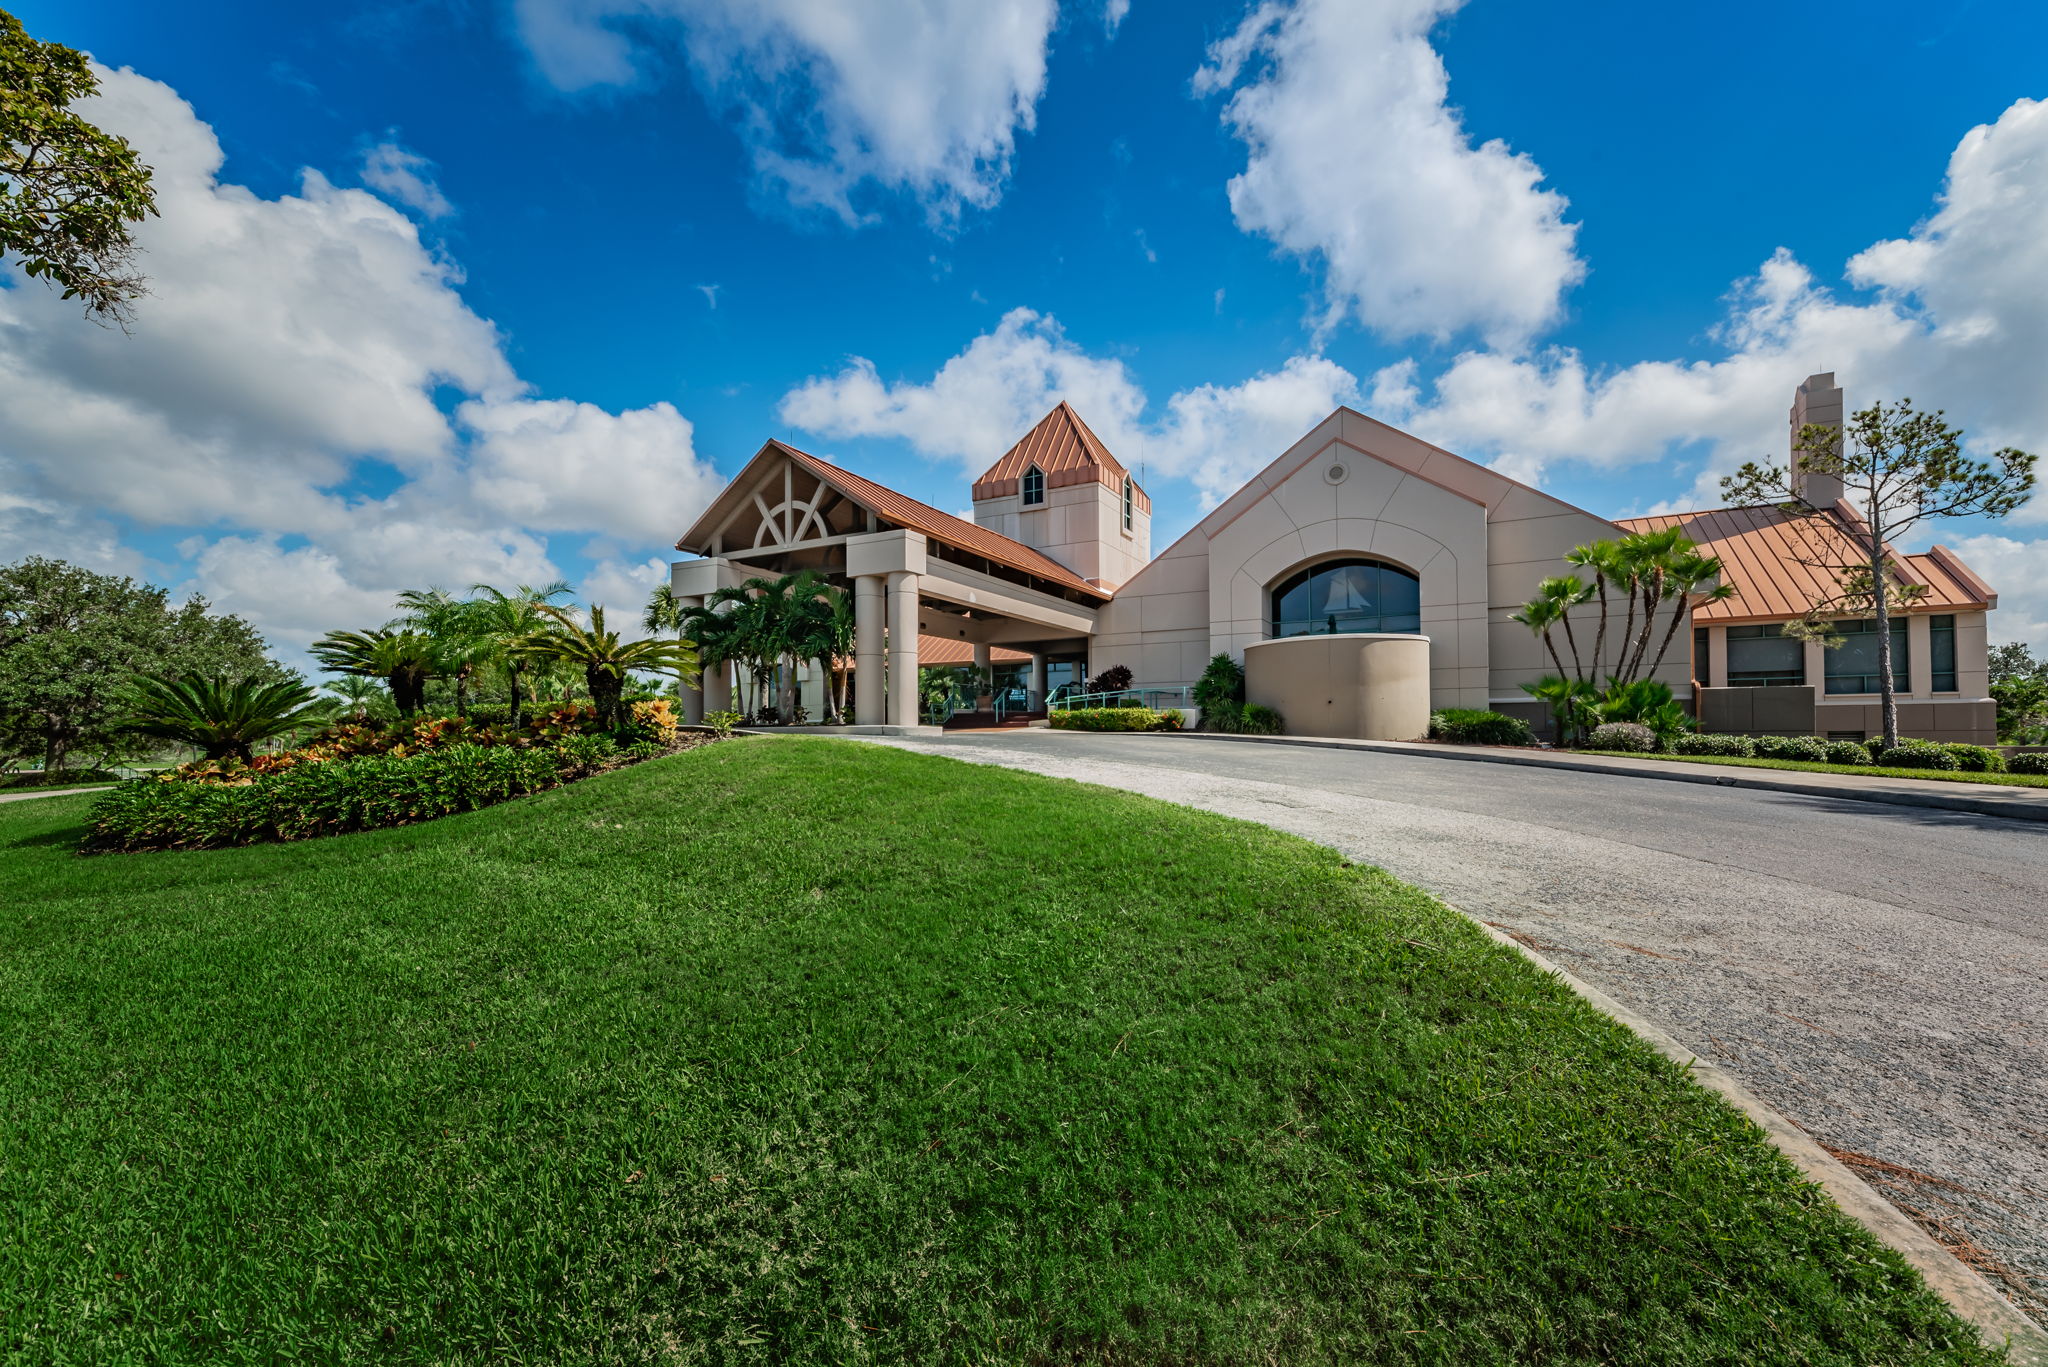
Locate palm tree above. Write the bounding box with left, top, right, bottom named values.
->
left=512, top=604, right=700, bottom=731
left=320, top=676, right=389, bottom=722
left=1532, top=575, right=1594, bottom=680
left=794, top=583, right=856, bottom=723
left=1563, top=539, right=1618, bottom=674
left=676, top=596, right=745, bottom=715
left=1510, top=593, right=1571, bottom=681
left=396, top=588, right=496, bottom=717
left=1639, top=549, right=1733, bottom=683
left=309, top=628, right=441, bottom=716
left=124, top=674, right=321, bottom=763
left=1520, top=674, right=1597, bottom=745
left=469, top=581, right=572, bottom=726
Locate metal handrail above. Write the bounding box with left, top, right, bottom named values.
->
left=993, top=688, right=1041, bottom=720
left=1049, top=686, right=1191, bottom=712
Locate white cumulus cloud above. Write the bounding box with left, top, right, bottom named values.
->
left=779, top=308, right=1359, bottom=507
left=1195, top=0, right=1584, bottom=348
left=512, top=0, right=1059, bottom=224
left=360, top=140, right=454, bottom=218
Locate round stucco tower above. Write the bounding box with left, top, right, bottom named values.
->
left=1242, top=633, right=1431, bottom=741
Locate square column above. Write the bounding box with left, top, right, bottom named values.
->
left=855, top=574, right=887, bottom=725
left=702, top=660, right=731, bottom=717
left=887, top=571, right=921, bottom=726
left=972, top=642, right=992, bottom=700
left=672, top=595, right=705, bottom=722
left=1906, top=613, right=1933, bottom=697
left=1029, top=652, right=1047, bottom=705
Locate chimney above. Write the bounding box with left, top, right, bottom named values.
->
left=1789, top=372, right=1844, bottom=508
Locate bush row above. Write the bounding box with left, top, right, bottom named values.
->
left=1050, top=707, right=1183, bottom=733
left=1428, top=708, right=1534, bottom=746
left=1665, top=732, right=2018, bottom=773
left=85, top=733, right=691, bottom=854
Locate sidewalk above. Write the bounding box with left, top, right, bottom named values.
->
left=0, top=785, right=112, bottom=804
left=1146, top=731, right=2048, bottom=824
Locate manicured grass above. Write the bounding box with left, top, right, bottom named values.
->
left=1577, top=749, right=2048, bottom=789
left=0, top=739, right=2002, bottom=1364
left=0, top=778, right=119, bottom=792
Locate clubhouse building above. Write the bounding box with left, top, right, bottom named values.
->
left=670, top=373, right=1998, bottom=745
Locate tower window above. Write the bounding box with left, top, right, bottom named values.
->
left=1122, top=477, right=1133, bottom=531
left=1021, top=465, right=1045, bottom=506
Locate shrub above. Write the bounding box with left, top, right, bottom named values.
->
left=85, top=743, right=567, bottom=853
left=1191, top=654, right=1245, bottom=722
left=1155, top=709, right=1187, bottom=731
left=1755, top=734, right=1828, bottom=763
left=701, top=710, right=744, bottom=739
left=1238, top=704, right=1284, bottom=736
left=1878, top=739, right=1961, bottom=771
left=1673, top=733, right=1756, bottom=757
left=621, top=698, right=681, bottom=747
left=1429, top=708, right=1534, bottom=746
left=1587, top=721, right=1656, bottom=752
left=1823, top=740, right=1872, bottom=766
left=1201, top=700, right=1244, bottom=731
left=1085, top=665, right=1134, bottom=696
left=1050, top=707, right=1165, bottom=732
left=1942, top=743, right=2005, bottom=773
left=2008, top=751, right=2048, bottom=775
left=552, top=733, right=618, bottom=777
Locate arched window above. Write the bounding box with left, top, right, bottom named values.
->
left=1269, top=558, right=1422, bottom=638
left=1121, top=477, right=1134, bottom=530
left=1022, top=465, right=1045, bottom=506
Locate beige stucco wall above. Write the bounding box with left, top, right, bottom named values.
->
left=1092, top=407, right=1693, bottom=727
left=973, top=479, right=1149, bottom=590
left=1244, top=634, right=1432, bottom=740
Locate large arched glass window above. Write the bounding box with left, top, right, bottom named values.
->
left=1269, top=558, right=1422, bottom=637
left=1022, top=465, right=1045, bottom=506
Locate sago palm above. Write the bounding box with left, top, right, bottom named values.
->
left=309, top=628, right=441, bottom=716
left=513, top=604, right=700, bottom=731
left=469, top=581, right=572, bottom=726
left=124, top=673, right=321, bottom=762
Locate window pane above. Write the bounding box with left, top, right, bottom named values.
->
left=1727, top=624, right=1804, bottom=687
left=1269, top=558, right=1421, bottom=637
left=1824, top=618, right=1908, bottom=694
left=1377, top=565, right=1421, bottom=632
left=1930, top=614, right=1957, bottom=692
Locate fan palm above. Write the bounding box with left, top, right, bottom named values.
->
left=469, top=581, right=572, bottom=726
left=1520, top=673, right=1597, bottom=745
left=512, top=604, right=700, bottom=731
left=124, top=674, right=321, bottom=763
left=309, top=628, right=441, bottom=716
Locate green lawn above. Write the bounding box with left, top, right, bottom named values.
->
left=0, top=738, right=2003, bottom=1364
left=1577, top=749, right=2048, bottom=789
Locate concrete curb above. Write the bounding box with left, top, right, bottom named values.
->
left=1467, top=916, right=2048, bottom=1363
left=1131, top=730, right=2048, bottom=825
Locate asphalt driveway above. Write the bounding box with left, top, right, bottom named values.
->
left=858, top=728, right=2048, bottom=1325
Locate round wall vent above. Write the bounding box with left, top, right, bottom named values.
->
left=1323, top=462, right=1349, bottom=485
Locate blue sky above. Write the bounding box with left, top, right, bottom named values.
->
left=8, top=0, right=2048, bottom=661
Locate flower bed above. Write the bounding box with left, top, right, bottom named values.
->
left=84, top=700, right=720, bottom=853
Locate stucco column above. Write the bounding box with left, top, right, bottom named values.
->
left=1802, top=637, right=1826, bottom=691
left=1029, top=651, right=1047, bottom=703
left=887, top=571, right=921, bottom=726
left=701, top=660, right=731, bottom=717
left=671, top=594, right=705, bottom=722
left=854, top=574, right=886, bottom=725
left=1906, top=614, right=1933, bottom=697
left=1708, top=625, right=1727, bottom=689
left=972, top=642, right=992, bottom=700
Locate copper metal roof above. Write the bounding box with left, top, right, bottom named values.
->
left=969, top=402, right=1153, bottom=513
left=915, top=636, right=1031, bottom=666
left=1615, top=505, right=1994, bottom=623
left=771, top=442, right=1113, bottom=600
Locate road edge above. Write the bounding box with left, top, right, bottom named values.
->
left=1466, top=917, right=2048, bottom=1363
left=1134, top=730, right=2048, bottom=824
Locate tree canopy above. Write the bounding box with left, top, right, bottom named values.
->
left=0, top=556, right=286, bottom=770
left=0, top=7, right=159, bottom=322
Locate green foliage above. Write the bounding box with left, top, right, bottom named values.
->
left=513, top=604, right=699, bottom=731
left=0, top=10, right=159, bottom=320
left=1941, top=743, right=2004, bottom=773
left=1155, top=708, right=1186, bottom=731
left=309, top=627, right=442, bottom=717
left=1238, top=703, right=1284, bottom=735
left=121, top=673, right=320, bottom=762
left=1049, top=706, right=1167, bottom=732
left=1755, top=734, right=1828, bottom=763
left=2009, top=751, right=2048, bottom=776
left=1587, top=721, right=1656, bottom=752
left=551, top=732, right=618, bottom=777
left=1823, top=740, right=1872, bottom=766
left=1519, top=673, right=1597, bottom=743
left=1516, top=532, right=1731, bottom=691
left=702, top=709, right=744, bottom=739
left=1428, top=708, right=1534, bottom=746
left=1988, top=641, right=2048, bottom=743
left=1873, top=738, right=1961, bottom=772
left=1085, top=664, right=1134, bottom=695
left=1, top=741, right=2005, bottom=1362
left=1673, top=733, right=1756, bottom=757
left=1190, top=652, right=1244, bottom=717
left=0, top=767, right=122, bottom=789
left=0, top=556, right=284, bottom=771
left=1591, top=678, right=1694, bottom=745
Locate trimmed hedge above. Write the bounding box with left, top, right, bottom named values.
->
left=1823, top=740, right=1872, bottom=766
left=1872, top=739, right=1961, bottom=772
left=1673, top=733, right=1756, bottom=758
left=1050, top=707, right=1175, bottom=733
left=1756, top=734, right=1829, bottom=763
left=1942, top=743, right=2005, bottom=773
left=1587, top=721, right=1656, bottom=753
left=1429, top=708, right=1534, bottom=746
left=2010, top=752, right=2048, bottom=776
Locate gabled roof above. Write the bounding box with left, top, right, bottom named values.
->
left=1615, top=504, right=1995, bottom=623
left=676, top=439, right=1111, bottom=601
left=970, top=401, right=1153, bottom=512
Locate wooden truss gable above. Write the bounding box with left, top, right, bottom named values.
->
left=679, top=443, right=877, bottom=556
